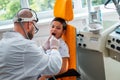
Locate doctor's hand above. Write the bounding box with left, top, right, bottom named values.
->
left=42, top=36, right=52, bottom=51
left=49, top=36, right=60, bottom=50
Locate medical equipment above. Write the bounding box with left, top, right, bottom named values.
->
left=76, top=0, right=103, bottom=51
left=87, top=0, right=103, bottom=33
left=105, top=0, right=120, bottom=62
left=106, top=25, right=120, bottom=53
left=106, top=24, right=120, bottom=62
left=77, top=31, right=101, bottom=51
left=104, top=0, right=120, bottom=17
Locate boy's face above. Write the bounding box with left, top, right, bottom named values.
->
left=50, top=21, right=65, bottom=39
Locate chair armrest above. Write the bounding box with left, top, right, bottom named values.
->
left=48, top=68, right=81, bottom=80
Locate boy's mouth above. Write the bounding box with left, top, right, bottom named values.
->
left=52, top=33, right=56, bottom=36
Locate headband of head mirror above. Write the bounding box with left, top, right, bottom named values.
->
left=13, top=8, right=38, bottom=22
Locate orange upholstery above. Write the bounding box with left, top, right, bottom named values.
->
left=62, top=24, right=76, bottom=69
left=59, top=25, right=77, bottom=80
left=54, top=0, right=73, bottom=21
left=53, top=0, right=77, bottom=79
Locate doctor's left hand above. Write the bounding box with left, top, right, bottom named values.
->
left=42, top=35, right=52, bottom=51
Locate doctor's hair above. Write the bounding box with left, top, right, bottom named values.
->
left=52, top=17, right=67, bottom=30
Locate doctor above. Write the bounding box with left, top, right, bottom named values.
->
left=0, top=8, right=62, bottom=80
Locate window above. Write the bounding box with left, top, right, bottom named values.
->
left=29, top=0, right=55, bottom=12
left=29, top=0, right=55, bottom=19
left=81, top=0, right=105, bottom=8
left=0, top=0, right=20, bottom=25
left=92, top=0, right=104, bottom=6
left=0, top=0, right=110, bottom=26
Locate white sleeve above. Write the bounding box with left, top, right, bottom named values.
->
left=59, top=39, right=69, bottom=58
left=24, top=42, right=62, bottom=76
left=41, top=49, right=62, bottom=75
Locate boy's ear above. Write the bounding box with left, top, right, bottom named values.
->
left=63, top=30, right=66, bottom=34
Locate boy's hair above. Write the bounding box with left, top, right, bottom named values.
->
left=52, top=17, right=67, bottom=30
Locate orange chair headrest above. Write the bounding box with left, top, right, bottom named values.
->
left=54, top=0, right=74, bottom=21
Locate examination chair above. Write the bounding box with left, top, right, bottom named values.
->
left=48, top=0, right=81, bottom=79
left=48, top=25, right=81, bottom=80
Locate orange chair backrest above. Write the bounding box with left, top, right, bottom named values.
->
left=60, top=24, right=77, bottom=80
left=62, top=24, right=76, bottom=69
left=54, top=0, right=77, bottom=79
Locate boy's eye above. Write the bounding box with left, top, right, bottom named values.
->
left=52, top=25, right=54, bottom=28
